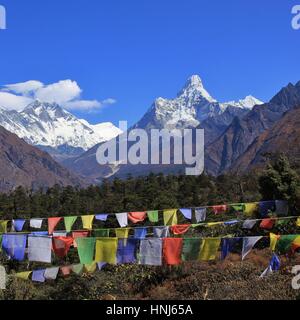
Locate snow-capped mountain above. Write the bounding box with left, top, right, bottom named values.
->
left=64, top=74, right=264, bottom=182
left=0, top=101, right=122, bottom=160
left=220, top=95, right=263, bottom=110
left=133, top=75, right=263, bottom=131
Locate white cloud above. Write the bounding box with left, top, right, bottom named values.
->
left=0, top=79, right=116, bottom=112
left=3, top=80, right=44, bottom=95
left=34, top=80, right=82, bottom=104
left=0, top=92, right=33, bottom=111
left=64, top=99, right=102, bottom=110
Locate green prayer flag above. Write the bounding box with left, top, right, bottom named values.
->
left=64, top=216, right=78, bottom=232
left=71, top=264, right=84, bottom=275
left=231, top=203, right=245, bottom=212
left=147, top=211, right=159, bottom=223
left=0, top=235, right=2, bottom=252
left=182, top=238, right=202, bottom=261
left=76, top=237, right=96, bottom=264
left=277, top=235, right=299, bottom=253
left=276, top=219, right=289, bottom=227
left=93, top=229, right=110, bottom=237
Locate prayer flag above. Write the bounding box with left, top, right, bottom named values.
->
left=244, top=203, right=258, bottom=217
left=72, top=264, right=84, bottom=275
left=180, top=208, right=192, bottom=220
left=60, top=266, right=72, bottom=277
left=221, top=238, right=241, bottom=260
left=195, top=208, right=207, bottom=223
left=147, top=211, right=159, bottom=223
left=170, top=224, right=190, bottom=235
left=277, top=235, right=299, bottom=254
left=12, top=219, right=25, bottom=232
left=242, top=220, right=257, bottom=229
left=28, top=236, right=52, bottom=263
left=199, top=238, right=221, bottom=261
left=128, top=212, right=146, bottom=224
left=296, top=218, right=300, bottom=227
left=163, top=209, right=178, bottom=226
left=134, top=227, right=147, bottom=239
left=163, top=238, right=183, bottom=265
left=212, top=205, right=227, bottom=215
left=116, top=213, right=128, bottom=227
left=275, top=200, right=288, bottom=216
left=29, top=219, right=43, bottom=229
left=153, top=226, right=169, bottom=238
left=64, top=216, right=77, bottom=232
left=81, top=215, right=94, bottom=230
left=115, top=228, right=130, bottom=239
left=48, top=217, right=62, bottom=235
left=84, top=262, right=97, bottom=273
left=0, top=221, right=8, bottom=234
left=139, top=238, right=162, bottom=266
left=242, top=236, right=262, bottom=260
left=95, top=214, right=109, bottom=222
left=95, top=238, right=118, bottom=265
left=182, top=238, right=202, bottom=261
left=2, top=234, right=27, bottom=261
left=260, top=218, right=275, bottom=230
left=32, top=270, right=46, bottom=283
left=52, top=236, right=73, bottom=258
left=15, top=271, right=32, bottom=280
left=76, top=237, right=96, bottom=264
left=270, top=233, right=280, bottom=251
left=44, top=267, right=59, bottom=280
left=117, top=238, right=138, bottom=264
left=231, top=203, right=245, bottom=212
left=259, top=201, right=275, bottom=218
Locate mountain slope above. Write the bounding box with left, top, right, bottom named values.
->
left=63, top=75, right=263, bottom=181
left=231, top=105, right=300, bottom=172
left=205, top=81, right=300, bottom=175
left=0, top=125, right=83, bottom=192
left=0, top=101, right=122, bottom=160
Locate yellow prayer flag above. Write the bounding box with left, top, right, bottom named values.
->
left=198, top=238, right=221, bottom=261
left=81, top=215, right=94, bottom=230
left=206, top=222, right=223, bottom=227
left=163, top=209, right=178, bottom=226
left=84, top=262, right=97, bottom=273
left=244, top=203, right=258, bottom=217
left=296, top=218, right=300, bottom=227
left=270, top=233, right=279, bottom=251
left=115, top=228, right=130, bottom=239
left=0, top=220, right=9, bottom=234
left=15, top=271, right=32, bottom=280
left=95, top=238, right=118, bottom=265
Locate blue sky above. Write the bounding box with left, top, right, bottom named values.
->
left=0, top=0, right=299, bottom=126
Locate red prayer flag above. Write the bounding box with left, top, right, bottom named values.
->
left=60, top=266, right=72, bottom=277
left=48, top=217, right=62, bottom=235
left=163, top=238, right=183, bottom=265
left=260, top=218, right=275, bottom=230
left=53, top=237, right=74, bottom=258
left=128, top=212, right=147, bottom=224
left=212, top=205, right=227, bottom=215
left=170, top=224, right=190, bottom=235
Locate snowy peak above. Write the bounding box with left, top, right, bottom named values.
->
left=177, top=75, right=216, bottom=103
left=221, top=95, right=264, bottom=110
left=0, top=101, right=122, bottom=152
